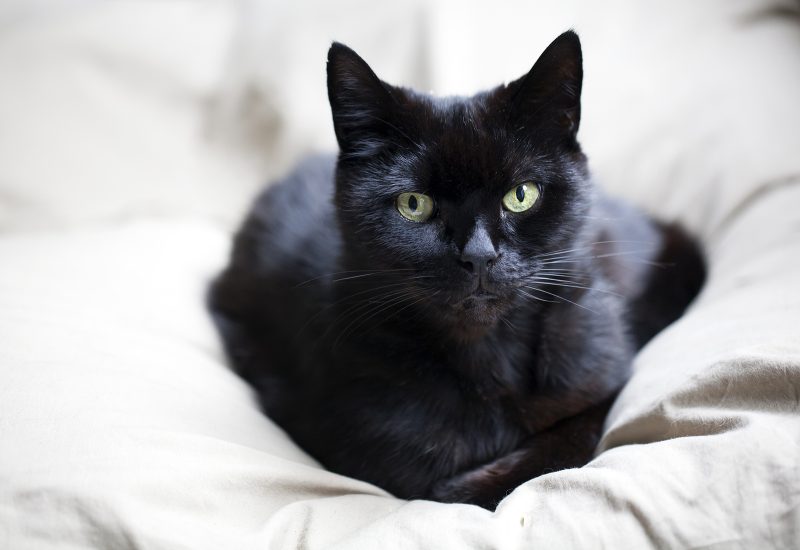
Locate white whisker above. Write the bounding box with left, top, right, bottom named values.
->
left=516, top=288, right=557, bottom=304
left=523, top=286, right=596, bottom=313
left=531, top=279, right=623, bottom=298
left=296, top=268, right=416, bottom=287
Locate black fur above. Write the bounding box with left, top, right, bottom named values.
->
left=208, top=31, right=706, bottom=509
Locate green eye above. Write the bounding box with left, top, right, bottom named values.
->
left=502, top=183, right=539, bottom=212
left=396, top=192, right=434, bottom=222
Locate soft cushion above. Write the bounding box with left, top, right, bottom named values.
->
left=1, top=0, right=799, bottom=548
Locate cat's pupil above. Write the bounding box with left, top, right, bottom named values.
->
left=515, top=185, right=526, bottom=203
left=408, top=194, right=418, bottom=212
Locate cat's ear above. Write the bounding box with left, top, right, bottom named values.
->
left=506, top=31, right=583, bottom=144
left=327, top=42, right=400, bottom=156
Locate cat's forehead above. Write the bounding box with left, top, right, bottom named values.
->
left=423, top=93, right=497, bottom=141
left=411, top=94, right=533, bottom=196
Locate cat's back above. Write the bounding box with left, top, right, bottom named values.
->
left=208, top=154, right=340, bottom=391
left=231, top=153, right=340, bottom=281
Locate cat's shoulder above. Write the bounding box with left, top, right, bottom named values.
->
left=246, top=153, right=337, bottom=241
left=208, top=153, right=340, bottom=390
left=232, top=153, right=340, bottom=278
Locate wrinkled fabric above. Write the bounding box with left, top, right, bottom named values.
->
left=1, top=0, right=799, bottom=548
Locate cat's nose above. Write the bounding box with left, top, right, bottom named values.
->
left=459, top=224, right=498, bottom=275
left=458, top=251, right=498, bottom=274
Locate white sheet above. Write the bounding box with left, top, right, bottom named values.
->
left=1, top=0, right=799, bottom=548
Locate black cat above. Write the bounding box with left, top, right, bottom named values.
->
left=208, top=31, right=705, bottom=510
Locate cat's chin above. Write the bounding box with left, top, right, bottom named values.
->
left=443, top=292, right=508, bottom=340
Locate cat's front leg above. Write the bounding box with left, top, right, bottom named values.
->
left=429, top=399, right=611, bottom=510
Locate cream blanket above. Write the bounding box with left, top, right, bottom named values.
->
left=1, top=1, right=799, bottom=548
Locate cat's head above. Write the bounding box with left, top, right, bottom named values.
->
left=328, top=32, right=592, bottom=340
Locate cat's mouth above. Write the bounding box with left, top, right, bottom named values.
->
left=424, top=274, right=512, bottom=337
left=449, top=286, right=506, bottom=324
left=449, top=273, right=506, bottom=307
left=439, top=292, right=508, bottom=341
left=460, top=288, right=499, bottom=305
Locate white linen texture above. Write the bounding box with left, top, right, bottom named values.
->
left=1, top=0, right=799, bottom=548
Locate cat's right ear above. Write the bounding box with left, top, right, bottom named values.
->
left=505, top=31, right=583, bottom=147
left=327, top=43, right=399, bottom=157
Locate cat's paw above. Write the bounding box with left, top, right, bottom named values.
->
left=428, top=470, right=507, bottom=510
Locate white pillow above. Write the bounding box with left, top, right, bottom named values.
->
left=0, top=0, right=263, bottom=231
left=1, top=0, right=800, bottom=548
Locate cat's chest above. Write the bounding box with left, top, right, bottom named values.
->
left=440, top=331, right=536, bottom=400
left=387, top=365, right=528, bottom=471
left=362, top=341, right=535, bottom=450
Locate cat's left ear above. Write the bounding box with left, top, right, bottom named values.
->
left=506, top=31, right=583, bottom=144
left=327, top=42, right=401, bottom=157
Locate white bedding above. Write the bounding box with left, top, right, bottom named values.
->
left=1, top=1, right=799, bottom=548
